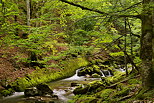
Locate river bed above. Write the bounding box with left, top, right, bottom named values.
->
left=0, top=69, right=101, bottom=103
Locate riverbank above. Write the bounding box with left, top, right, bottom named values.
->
left=68, top=73, right=154, bottom=103
left=0, top=57, right=88, bottom=96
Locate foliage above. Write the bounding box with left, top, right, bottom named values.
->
left=0, top=0, right=151, bottom=102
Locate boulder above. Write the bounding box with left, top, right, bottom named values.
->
left=77, top=67, right=91, bottom=76
left=102, top=70, right=111, bottom=77
left=91, top=73, right=101, bottom=78
left=87, top=80, right=104, bottom=92
left=71, top=82, right=80, bottom=87
left=77, top=66, right=102, bottom=76
left=73, top=85, right=89, bottom=95
left=24, top=87, right=38, bottom=97
left=73, top=80, right=104, bottom=95
left=36, top=83, right=53, bottom=96
left=24, top=84, right=53, bottom=97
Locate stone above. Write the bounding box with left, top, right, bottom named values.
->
left=71, top=83, right=79, bottom=87
left=24, top=84, right=53, bottom=97
left=24, top=87, right=38, bottom=97
left=103, top=70, right=110, bottom=77
left=85, top=74, right=91, bottom=78
left=49, top=101, right=55, bottom=103
left=73, top=85, right=89, bottom=95
left=35, top=100, right=46, bottom=103
left=73, top=80, right=104, bottom=95
left=36, top=83, right=53, bottom=96
left=77, top=66, right=102, bottom=76
left=91, top=73, right=101, bottom=78
left=52, top=95, right=58, bottom=99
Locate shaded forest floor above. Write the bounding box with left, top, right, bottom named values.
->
left=0, top=47, right=35, bottom=89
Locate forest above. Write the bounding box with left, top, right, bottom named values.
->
left=0, top=0, right=154, bottom=103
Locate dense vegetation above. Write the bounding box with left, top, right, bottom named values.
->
left=0, top=0, right=153, bottom=102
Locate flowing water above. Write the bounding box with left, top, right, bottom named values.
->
left=0, top=68, right=103, bottom=103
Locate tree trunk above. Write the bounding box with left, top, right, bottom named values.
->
left=140, top=0, right=154, bottom=88
left=26, top=0, right=30, bottom=26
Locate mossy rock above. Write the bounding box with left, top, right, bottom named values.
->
left=36, top=83, right=53, bottom=96
left=73, top=80, right=104, bottom=95
left=73, top=95, right=98, bottom=103
left=101, top=77, right=112, bottom=86
left=91, top=73, right=101, bottom=78
left=88, top=80, right=104, bottom=93
left=24, top=87, right=38, bottom=97
left=1, top=88, right=14, bottom=97
left=78, top=65, right=102, bottom=76
left=116, top=83, right=125, bottom=91
left=102, top=101, right=109, bottom=103
left=92, top=65, right=100, bottom=69
left=113, top=86, right=131, bottom=98
left=99, top=89, right=115, bottom=100
left=73, top=85, right=89, bottom=95
left=105, top=70, right=125, bottom=83
left=77, top=67, right=93, bottom=76
left=92, top=65, right=102, bottom=76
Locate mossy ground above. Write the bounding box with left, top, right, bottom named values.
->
left=0, top=57, right=88, bottom=96
left=69, top=70, right=154, bottom=103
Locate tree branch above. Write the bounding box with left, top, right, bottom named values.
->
left=60, top=0, right=108, bottom=15
left=59, top=0, right=141, bottom=19
left=111, top=2, right=142, bottom=13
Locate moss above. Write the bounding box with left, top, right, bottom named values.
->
left=112, top=84, right=135, bottom=100
left=102, top=101, right=109, bottom=103
left=73, top=85, right=89, bottom=95
left=78, top=64, right=103, bottom=76
left=73, top=80, right=104, bottom=95
left=10, top=57, right=88, bottom=91
left=1, top=88, right=14, bottom=97
left=135, top=89, right=154, bottom=100
left=106, top=70, right=125, bottom=83
left=142, top=89, right=154, bottom=100
left=88, top=80, right=104, bottom=93
left=99, top=89, right=115, bottom=100
left=92, top=65, right=100, bottom=69
left=96, top=99, right=103, bottom=103
left=91, top=73, right=101, bottom=78
left=71, top=95, right=98, bottom=103
left=116, top=83, right=125, bottom=91
left=115, top=88, right=130, bottom=97
left=128, top=79, right=141, bottom=84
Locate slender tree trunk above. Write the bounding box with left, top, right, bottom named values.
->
left=26, top=0, right=30, bottom=26
left=124, top=18, right=128, bottom=76
left=140, top=0, right=154, bottom=88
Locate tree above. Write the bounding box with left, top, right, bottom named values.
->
left=26, top=0, right=30, bottom=26
left=140, top=0, right=154, bottom=88
left=59, top=0, right=154, bottom=88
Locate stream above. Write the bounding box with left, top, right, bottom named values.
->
left=0, top=68, right=111, bottom=103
